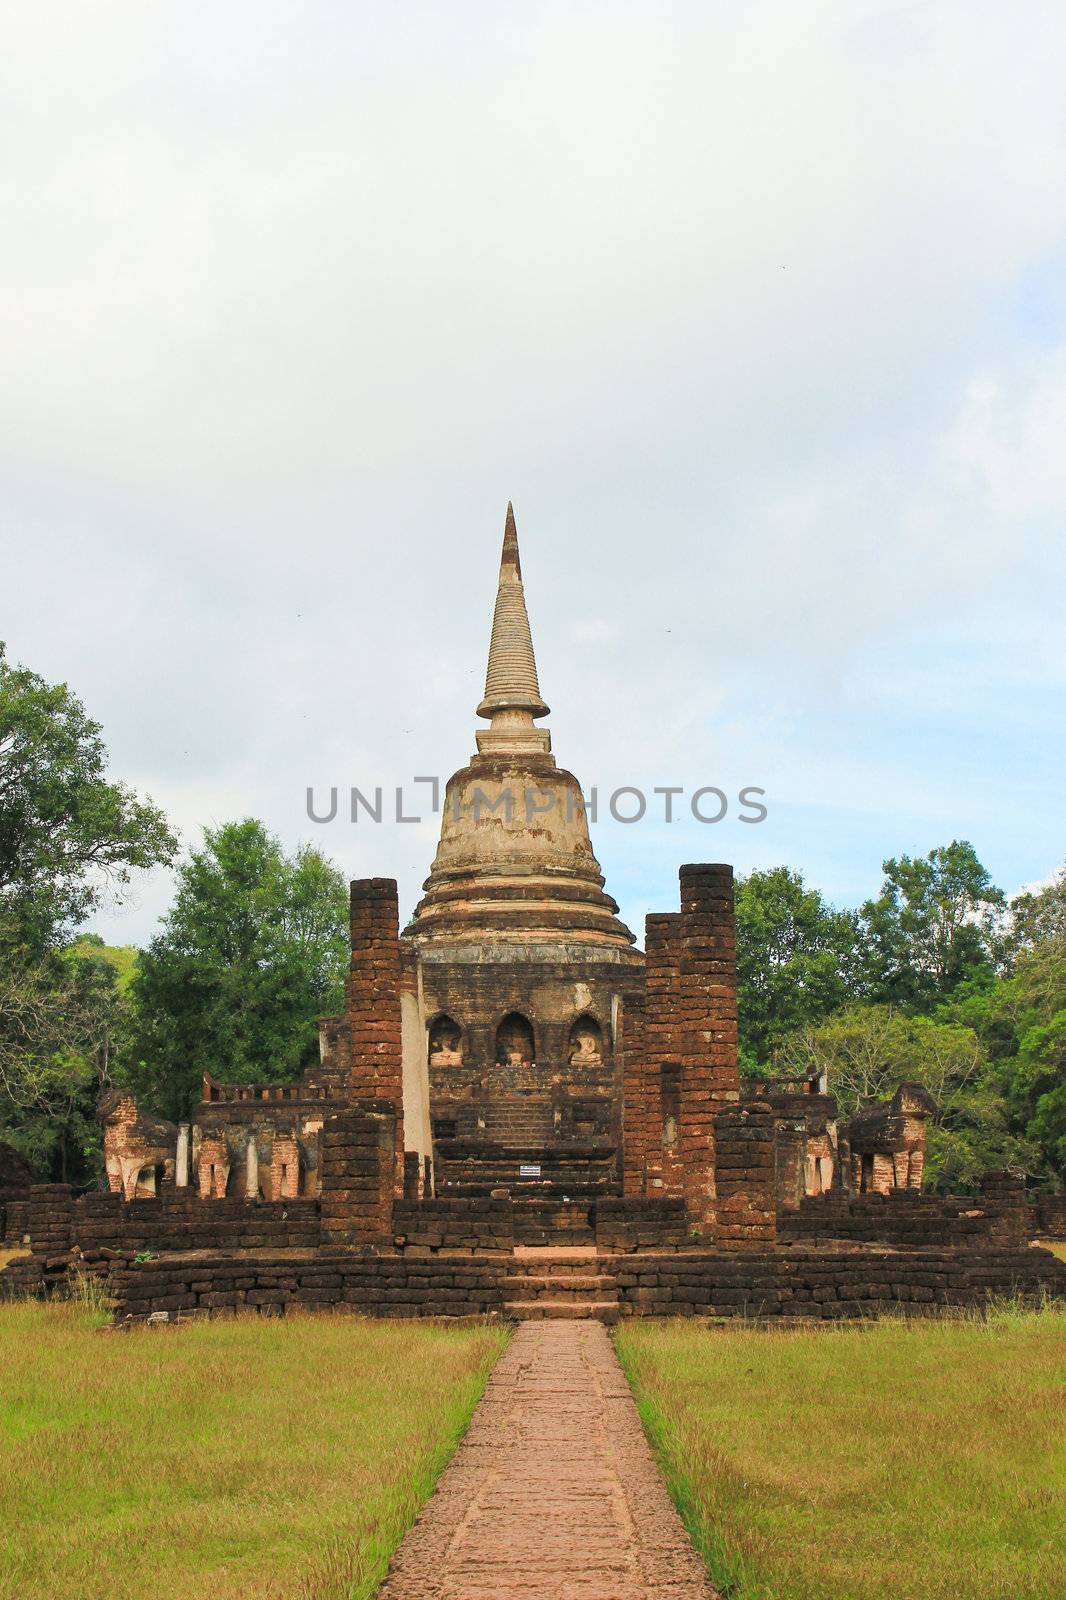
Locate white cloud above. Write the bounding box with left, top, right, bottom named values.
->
left=2, top=1, right=1064, bottom=941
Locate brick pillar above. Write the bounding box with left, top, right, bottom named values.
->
left=644, top=912, right=683, bottom=1198
left=714, top=1101, right=777, bottom=1249
left=319, top=1106, right=397, bottom=1247
left=980, top=1172, right=1028, bottom=1247
left=347, top=879, right=404, bottom=1196
left=620, top=995, right=647, bottom=1196
left=27, top=1184, right=75, bottom=1257
left=678, top=864, right=740, bottom=1226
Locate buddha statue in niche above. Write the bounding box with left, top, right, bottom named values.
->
left=568, top=1018, right=604, bottom=1066
left=428, top=1017, right=463, bottom=1067
left=495, top=1013, right=534, bottom=1067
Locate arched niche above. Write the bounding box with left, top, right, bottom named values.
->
left=567, top=1014, right=604, bottom=1065
left=495, top=1012, right=534, bottom=1067
left=428, top=1014, right=463, bottom=1067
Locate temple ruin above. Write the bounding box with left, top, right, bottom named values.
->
left=2, top=506, right=1063, bottom=1321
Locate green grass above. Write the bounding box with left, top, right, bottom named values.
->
left=617, top=1305, right=1066, bottom=1600
left=0, top=1301, right=507, bottom=1600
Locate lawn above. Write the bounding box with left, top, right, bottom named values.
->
left=0, top=1299, right=507, bottom=1600
left=617, top=1304, right=1066, bottom=1600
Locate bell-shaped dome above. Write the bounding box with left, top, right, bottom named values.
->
left=405, top=506, right=636, bottom=952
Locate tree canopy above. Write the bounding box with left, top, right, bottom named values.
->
left=0, top=643, right=175, bottom=952
left=0, top=643, right=176, bottom=1181
left=129, top=819, right=350, bottom=1119
left=860, top=841, right=1005, bottom=1008
left=735, top=866, right=861, bottom=1067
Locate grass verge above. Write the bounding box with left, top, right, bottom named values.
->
left=617, top=1303, right=1066, bottom=1600
left=0, top=1301, right=507, bottom=1600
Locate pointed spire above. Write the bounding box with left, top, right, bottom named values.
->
left=501, top=501, right=521, bottom=579
left=477, top=503, right=550, bottom=723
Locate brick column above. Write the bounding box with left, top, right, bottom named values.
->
left=319, top=1106, right=397, bottom=1248
left=714, top=1101, right=777, bottom=1249
left=644, top=912, right=683, bottom=1198
left=619, top=995, right=647, bottom=1196
left=678, top=864, right=740, bottom=1226
left=347, top=879, right=404, bottom=1195
left=27, top=1184, right=75, bottom=1257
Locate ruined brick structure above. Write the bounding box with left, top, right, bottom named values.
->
left=2, top=505, right=1063, bottom=1320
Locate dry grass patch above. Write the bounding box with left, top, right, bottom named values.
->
left=0, top=1301, right=507, bottom=1600
left=617, top=1304, right=1066, bottom=1600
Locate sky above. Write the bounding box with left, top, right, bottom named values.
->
left=3, top=0, right=1065, bottom=948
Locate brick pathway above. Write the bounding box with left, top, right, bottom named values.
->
left=378, top=1318, right=718, bottom=1599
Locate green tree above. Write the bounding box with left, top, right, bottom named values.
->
left=0, top=642, right=176, bottom=952
left=735, top=866, right=861, bottom=1066
left=0, top=645, right=174, bottom=1179
left=130, top=820, right=349, bottom=1118
left=0, top=940, right=130, bottom=1183
left=860, top=841, right=1004, bottom=1011
left=993, top=934, right=1066, bottom=1187
left=1006, top=864, right=1066, bottom=958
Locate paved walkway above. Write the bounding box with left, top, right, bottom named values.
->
left=378, top=1319, right=718, bottom=1599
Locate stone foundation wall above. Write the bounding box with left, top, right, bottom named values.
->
left=111, top=1251, right=507, bottom=1322
left=27, top=1242, right=1058, bottom=1324
left=614, top=1244, right=1066, bottom=1318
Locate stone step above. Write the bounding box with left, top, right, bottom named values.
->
left=504, top=1299, right=620, bottom=1324
left=507, top=1260, right=605, bottom=1279
left=511, top=1246, right=599, bottom=1261
left=503, top=1273, right=616, bottom=1300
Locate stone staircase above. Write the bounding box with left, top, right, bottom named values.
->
left=503, top=1246, right=619, bottom=1324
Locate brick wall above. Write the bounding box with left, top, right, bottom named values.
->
left=78, top=1191, right=319, bottom=1253
left=594, top=1197, right=688, bottom=1253
left=14, top=1185, right=320, bottom=1259
left=392, top=1198, right=514, bottom=1255
left=778, top=1188, right=1028, bottom=1250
